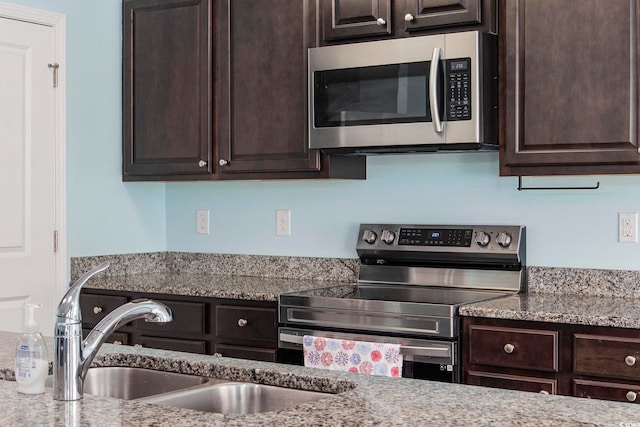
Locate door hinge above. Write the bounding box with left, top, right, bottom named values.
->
left=48, top=63, right=59, bottom=88
left=53, top=230, right=58, bottom=253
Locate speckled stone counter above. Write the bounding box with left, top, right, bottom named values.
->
left=460, top=292, right=640, bottom=329
left=0, top=332, right=638, bottom=426
left=83, top=274, right=350, bottom=302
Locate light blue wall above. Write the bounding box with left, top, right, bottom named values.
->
left=165, top=153, right=640, bottom=270
left=8, top=1, right=640, bottom=270
left=6, top=0, right=167, bottom=256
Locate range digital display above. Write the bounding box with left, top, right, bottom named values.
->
left=398, top=228, right=473, bottom=247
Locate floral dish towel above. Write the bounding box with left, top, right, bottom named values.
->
left=302, top=335, right=403, bottom=377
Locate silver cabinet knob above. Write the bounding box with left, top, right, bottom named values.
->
left=198, top=160, right=207, bottom=167
left=219, top=159, right=228, bottom=166
left=134, top=344, right=143, bottom=348
left=626, top=355, right=637, bottom=366
left=539, top=390, right=549, bottom=395
left=238, top=318, right=248, bottom=327
left=626, top=391, right=637, bottom=402
left=376, top=18, right=386, bottom=26
left=404, top=13, right=414, bottom=22
left=93, top=306, right=103, bottom=314
left=112, top=340, right=123, bottom=345
left=213, top=352, right=222, bottom=357
left=504, top=343, right=515, bottom=354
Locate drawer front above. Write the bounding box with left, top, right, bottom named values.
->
left=136, top=336, right=207, bottom=354
left=80, top=294, right=128, bottom=325
left=468, top=325, right=559, bottom=372
left=215, top=344, right=278, bottom=362
left=574, top=379, right=640, bottom=404
left=136, top=299, right=206, bottom=335
left=216, top=305, right=277, bottom=344
left=574, top=334, right=640, bottom=380
left=467, top=370, right=557, bottom=394
left=83, top=329, right=129, bottom=345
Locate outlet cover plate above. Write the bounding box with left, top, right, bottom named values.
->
left=619, top=212, right=637, bottom=243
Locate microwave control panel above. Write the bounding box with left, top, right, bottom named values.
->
left=446, top=58, right=471, bottom=121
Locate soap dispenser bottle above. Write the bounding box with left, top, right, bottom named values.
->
left=15, top=303, right=49, bottom=394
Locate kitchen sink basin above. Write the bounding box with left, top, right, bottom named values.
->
left=140, top=382, right=331, bottom=414
left=46, top=367, right=215, bottom=400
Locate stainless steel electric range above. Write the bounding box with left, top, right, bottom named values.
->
left=278, top=224, right=526, bottom=382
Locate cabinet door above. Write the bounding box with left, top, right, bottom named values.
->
left=500, top=0, right=640, bottom=176
left=216, top=0, right=323, bottom=176
left=403, top=0, right=481, bottom=31
left=321, top=0, right=391, bottom=41
left=123, top=0, right=212, bottom=179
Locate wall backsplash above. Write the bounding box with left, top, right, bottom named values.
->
left=71, top=253, right=640, bottom=299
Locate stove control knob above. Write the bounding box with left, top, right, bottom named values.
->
left=475, top=231, right=491, bottom=247
left=381, top=230, right=396, bottom=245
left=362, top=229, right=377, bottom=244
left=496, top=232, right=513, bottom=248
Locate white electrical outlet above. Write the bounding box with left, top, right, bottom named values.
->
left=619, top=212, right=637, bottom=243
left=196, top=209, right=209, bottom=235
left=276, top=209, right=291, bottom=236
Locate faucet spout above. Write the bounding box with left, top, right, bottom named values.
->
left=81, top=299, right=172, bottom=378
left=53, top=263, right=173, bottom=401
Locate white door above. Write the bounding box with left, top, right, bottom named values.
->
left=0, top=16, right=57, bottom=333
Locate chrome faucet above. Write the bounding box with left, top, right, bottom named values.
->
left=53, top=262, right=173, bottom=400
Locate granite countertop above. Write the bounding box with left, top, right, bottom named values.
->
left=459, top=292, right=640, bottom=329
left=84, top=274, right=349, bottom=302
left=0, top=331, right=638, bottom=426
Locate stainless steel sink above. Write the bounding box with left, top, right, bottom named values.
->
left=140, top=382, right=330, bottom=414
left=46, top=367, right=216, bottom=400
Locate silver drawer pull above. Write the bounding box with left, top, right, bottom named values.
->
left=112, top=340, right=122, bottom=345
left=93, top=306, right=103, bottom=314
left=626, top=391, right=637, bottom=402
left=404, top=13, right=414, bottom=22
left=134, top=344, right=143, bottom=348
left=238, top=318, right=248, bottom=327
left=198, top=160, right=207, bottom=167
left=539, top=390, right=549, bottom=395
left=625, top=355, right=637, bottom=366
left=376, top=18, right=386, bottom=26
left=503, top=343, right=515, bottom=354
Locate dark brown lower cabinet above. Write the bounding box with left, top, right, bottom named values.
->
left=463, top=317, right=640, bottom=404
left=80, top=289, right=278, bottom=362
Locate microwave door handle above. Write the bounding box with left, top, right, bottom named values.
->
left=429, top=47, right=443, bottom=133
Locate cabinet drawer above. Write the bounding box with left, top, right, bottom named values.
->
left=80, top=294, right=128, bottom=325
left=468, top=325, right=559, bottom=372
left=215, top=344, right=277, bottom=362
left=136, top=299, right=206, bottom=335
left=574, top=334, right=640, bottom=380
left=467, top=370, right=557, bottom=394
left=215, top=305, right=277, bottom=344
left=574, top=379, right=640, bottom=404
left=136, top=336, right=207, bottom=354
left=83, top=329, right=129, bottom=345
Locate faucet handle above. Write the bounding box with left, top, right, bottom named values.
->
left=56, top=262, right=110, bottom=322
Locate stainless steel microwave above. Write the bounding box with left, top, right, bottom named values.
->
left=308, top=31, right=497, bottom=154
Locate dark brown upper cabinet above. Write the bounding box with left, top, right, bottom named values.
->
left=321, top=0, right=392, bottom=41
left=123, top=0, right=213, bottom=179
left=403, top=0, right=482, bottom=32
left=318, top=0, right=492, bottom=44
left=215, top=0, right=364, bottom=179
left=123, top=0, right=365, bottom=181
left=500, top=0, right=640, bottom=176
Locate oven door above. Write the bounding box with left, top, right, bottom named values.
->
left=278, top=327, right=459, bottom=383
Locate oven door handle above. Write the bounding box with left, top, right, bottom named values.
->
left=279, top=333, right=451, bottom=358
